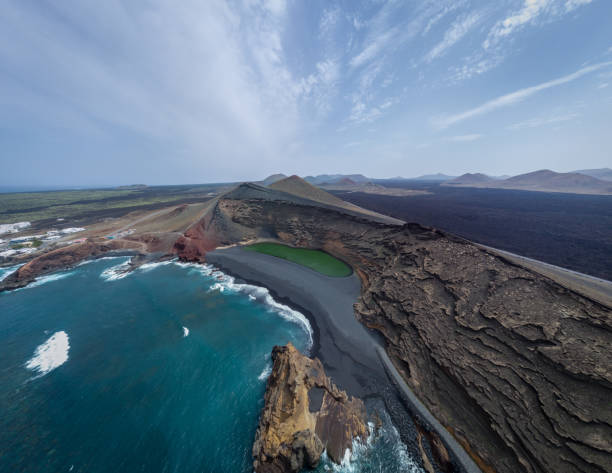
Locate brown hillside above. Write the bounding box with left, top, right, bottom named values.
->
left=269, top=175, right=349, bottom=207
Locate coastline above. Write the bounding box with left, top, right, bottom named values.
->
left=206, top=246, right=383, bottom=397
left=206, top=246, right=483, bottom=473
left=2, top=242, right=484, bottom=472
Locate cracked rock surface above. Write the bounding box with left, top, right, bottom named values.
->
left=177, top=183, right=612, bottom=473
left=252, top=343, right=369, bottom=473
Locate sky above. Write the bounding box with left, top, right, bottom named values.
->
left=1, top=0, right=611, bottom=186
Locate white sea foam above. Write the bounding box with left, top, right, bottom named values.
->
left=95, top=257, right=313, bottom=348
left=77, top=256, right=123, bottom=267
left=320, top=420, right=420, bottom=473
left=182, top=326, right=190, bottom=337
left=173, top=261, right=215, bottom=277
left=100, top=260, right=131, bottom=281
left=139, top=260, right=174, bottom=272
left=258, top=363, right=272, bottom=381
left=0, top=263, right=24, bottom=281
left=205, top=269, right=313, bottom=349
left=25, top=331, right=70, bottom=376
left=27, top=271, right=76, bottom=289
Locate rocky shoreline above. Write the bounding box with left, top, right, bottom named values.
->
left=252, top=343, right=369, bottom=472
left=180, top=183, right=612, bottom=473
left=207, top=246, right=476, bottom=473
left=3, top=181, right=610, bottom=473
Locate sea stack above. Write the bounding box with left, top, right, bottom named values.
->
left=252, top=343, right=369, bottom=473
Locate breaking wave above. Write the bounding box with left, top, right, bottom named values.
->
left=25, top=331, right=70, bottom=376
left=206, top=268, right=313, bottom=349
left=319, top=416, right=420, bottom=473
left=166, top=260, right=313, bottom=348
left=182, top=326, right=190, bottom=337
left=258, top=363, right=272, bottom=381
left=100, top=259, right=131, bottom=281
left=139, top=260, right=174, bottom=272
left=0, top=263, right=24, bottom=282
left=27, top=271, right=76, bottom=289
left=97, top=258, right=313, bottom=347
left=77, top=256, right=122, bottom=267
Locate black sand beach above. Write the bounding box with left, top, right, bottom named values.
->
left=206, top=246, right=482, bottom=473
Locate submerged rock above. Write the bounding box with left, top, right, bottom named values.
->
left=252, top=343, right=368, bottom=473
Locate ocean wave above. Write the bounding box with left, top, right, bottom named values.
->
left=27, top=271, right=76, bottom=289
left=320, top=420, right=420, bottom=473
left=100, top=260, right=132, bottom=281
left=0, top=263, right=24, bottom=281
left=258, top=363, right=272, bottom=381
left=138, top=260, right=174, bottom=272
left=172, top=261, right=215, bottom=277
left=96, top=257, right=313, bottom=348
left=205, top=270, right=313, bottom=349
left=25, top=331, right=70, bottom=376
left=182, top=326, right=190, bottom=337
left=77, top=256, right=124, bottom=267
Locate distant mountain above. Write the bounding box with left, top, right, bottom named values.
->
left=304, top=174, right=370, bottom=185
left=412, top=173, right=457, bottom=181
left=335, top=177, right=357, bottom=186
left=499, top=170, right=612, bottom=194
left=269, top=175, right=347, bottom=207
left=444, top=169, right=612, bottom=195
left=260, top=173, right=288, bottom=186
left=573, top=168, right=612, bottom=182
left=501, top=169, right=612, bottom=192
left=444, top=173, right=495, bottom=186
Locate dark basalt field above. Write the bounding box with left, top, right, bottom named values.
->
left=332, top=182, right=612, bottom=281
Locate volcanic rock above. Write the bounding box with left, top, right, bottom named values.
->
left=0, top=238, right=141, bottom=291
left=252, top=343, right=368, bottom=473
left=177, top=183, right=612, bottom=473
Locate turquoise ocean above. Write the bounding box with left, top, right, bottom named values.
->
left=0, top=258, right=420, bottom=472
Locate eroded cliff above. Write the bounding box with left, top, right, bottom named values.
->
left=252, top=343, right=369, bottom=473
left=177, top=183, right=612, bottom=473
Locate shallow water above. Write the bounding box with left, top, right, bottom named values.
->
left=0, top=257, right=419, bottom=472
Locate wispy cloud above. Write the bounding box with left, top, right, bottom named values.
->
left=484, top=0, right=551, bottom=49
left=484, top=0, right=593, bottom=50
left=426, top=11, right=484, bottom=62
left=319, top=7, right=340, bottom=36
left=343, top=140, right=364, bottom=148
left=433, top=61, right=612, bottom=128
left=350, top=29, right=397, bottom=69
left=507, top=112, right=580, bottom=130
left=422, top=3, right=463, bottom=36
left=295, top=59, right=340, bottom=115
left=446, top=134, right=483, bottom=142
left=565, top=0, right=593, bottom=12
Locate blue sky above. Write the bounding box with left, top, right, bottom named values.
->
left=1, top=0, right=611, bottom=185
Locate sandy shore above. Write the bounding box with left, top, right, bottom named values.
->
left=206, top=246, right=482, bottom=473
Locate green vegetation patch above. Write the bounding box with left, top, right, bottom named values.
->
left=243, top=242, right=352, bottom=277
left=0, top=184, right=225, bottom=224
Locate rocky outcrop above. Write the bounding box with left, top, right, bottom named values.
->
left=253, top=343, right=368, bottom=473
left=0, top=238, right=141, bottom=291
left=177, top=183, right=612, bottom=473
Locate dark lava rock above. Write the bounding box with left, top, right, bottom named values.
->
left=178, top=183, right=612, bottom=473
